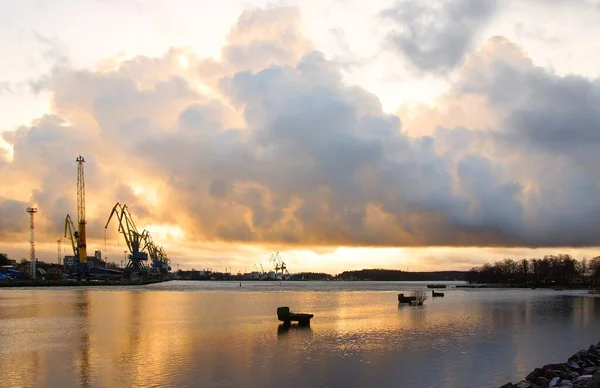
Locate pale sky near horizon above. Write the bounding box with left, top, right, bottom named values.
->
left=1, top=0, right=600, bottom=272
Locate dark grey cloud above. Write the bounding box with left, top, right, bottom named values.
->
left=381, top=0, right=497, bottom=72
left=0, top=199, right=30, bottom=238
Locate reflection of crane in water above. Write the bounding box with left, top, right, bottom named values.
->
left=75, top=290, right=91, bottom=388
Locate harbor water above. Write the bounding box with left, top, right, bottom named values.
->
left=1, top=281, right=599, bottom=387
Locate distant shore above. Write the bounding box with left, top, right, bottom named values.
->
left=0, top=279, right=169, bottom=288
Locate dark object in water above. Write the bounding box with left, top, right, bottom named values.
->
left=398, top=293, right=417, bottom=304
left=277, top=306, right=313, bottom=326
left=432, top=290, right=444, bottom=297
left=427, top=284, right=447, bottom=289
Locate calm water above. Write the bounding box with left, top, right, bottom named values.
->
left=1, top=281, right=599, bottom=388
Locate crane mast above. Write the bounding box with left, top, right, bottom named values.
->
left=76, top=155, right=87, bottom=265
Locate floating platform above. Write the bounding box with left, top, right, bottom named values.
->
left=427, top=284, right=447, bottom=289
left=398, top=293, right=417, bottom=304
left=277, top=306, right=314, bottom=326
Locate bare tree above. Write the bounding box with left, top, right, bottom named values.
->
left=411, top=289, right=428, bottom=306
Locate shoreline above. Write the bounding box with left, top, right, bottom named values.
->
left=501, top=343, right=600, bottom=387
left=0, top=279, right=170, bottom=288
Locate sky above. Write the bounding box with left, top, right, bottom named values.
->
left=1, top=0, right=600, bottom=273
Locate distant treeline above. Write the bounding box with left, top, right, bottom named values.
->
left=289, top=272, right=333, bottom=281
left=466, top=254, right=600, bottom=286
left=336, top=269, right=467, bottom=281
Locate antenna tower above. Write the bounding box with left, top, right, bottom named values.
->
left=26, top=207, right=38, bottom=279
left=57, top=238, right=62, bottom=265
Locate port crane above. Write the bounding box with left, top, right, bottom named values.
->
left=143, top=233, right=171, bottom=278
left=105, top=202, right=170, bottom=279
left=270, top=251, right=289, bottom=279
left=62, top=156, right=89, bottom=275
left=64, top=214, right=78, bottom=258
left=105, top=202, right=150, bottom=275
left=76, top=155, right=87, bottom=268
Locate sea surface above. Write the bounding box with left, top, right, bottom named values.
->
left=1, top=281, right=599, bottom=388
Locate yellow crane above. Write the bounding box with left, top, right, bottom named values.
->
left=76, top=155, right=87, bottom=265
left=61, top=156, right=88, bottom=274
left=270, top=251, right=290, bottom=279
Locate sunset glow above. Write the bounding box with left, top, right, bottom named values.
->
left=1, top=1, right=600, bottom=273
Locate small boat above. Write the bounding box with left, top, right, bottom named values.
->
left=432, top=290, right=444, bottom=297
left=277, top=307, right=313, bottom=326
left=427, top=284, right=447, bottom=289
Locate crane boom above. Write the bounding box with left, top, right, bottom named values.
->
left=64, top=214, right=77, bottom=257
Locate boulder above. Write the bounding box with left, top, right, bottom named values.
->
left=528, top=368, right=544, bottom=382
left=583, top=367, right=597, bottom=375
left=516, top=380, right=537, bottom=388
left=559, top=380, right=573, bottom=387
left=545, top=364, right=569, bottom=373
left=499, top=383, right=515, bottom=388
left=574, top=374, right=593, bottom=385
left=569, top=355, right=580, bottom=363
left=569, top=361, right=581, bottom=371
left=545, top=370, right=559, bottom=380
left=577, top=350, right=590, bottom=359
left=535, top=376, right=550, bottom=387
left=548, top=377, right=560, bottom=387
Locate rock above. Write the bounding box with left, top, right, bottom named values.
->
left=574, top=374, right=593, bottom=385
left=559, top=380, right=573, bottom=387
left=569, top=361, right=581, bottom=371
left=589, top=346, right=599, bottom=356
left=593, top=371, right=600, bottom=382
left=536, top=376, right=550, bottom=387
left=558, top=371, right=569, bottom=380
left=569, top=355, right=581, bottom=363
left=499, top=383, right=515, bottom=388
left=515, top=380, right=535, bottom=388
left=548, top=377, right=560, bottom=387
left=578, top=350, right=590, bottom=359
left=546, top=364, right=569, bottom=373
left=588, top=356, right=600, bottom=366
left=545, top=370, right=560, bottom=380
left=583, top=367, right=597, bottom=375
left=528, top=368, right=544, bottom=382
left=516, top=380, right=537, bottom=388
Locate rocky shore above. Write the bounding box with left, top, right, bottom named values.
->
left=501, top=343, right=600, bottom=387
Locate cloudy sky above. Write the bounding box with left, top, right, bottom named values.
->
left=1, top=0, right=600, bottom=273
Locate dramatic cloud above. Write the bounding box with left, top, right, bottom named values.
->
left=381, top=0, right=497, bottom=72
left=1, top=7, right=600, bottom=257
